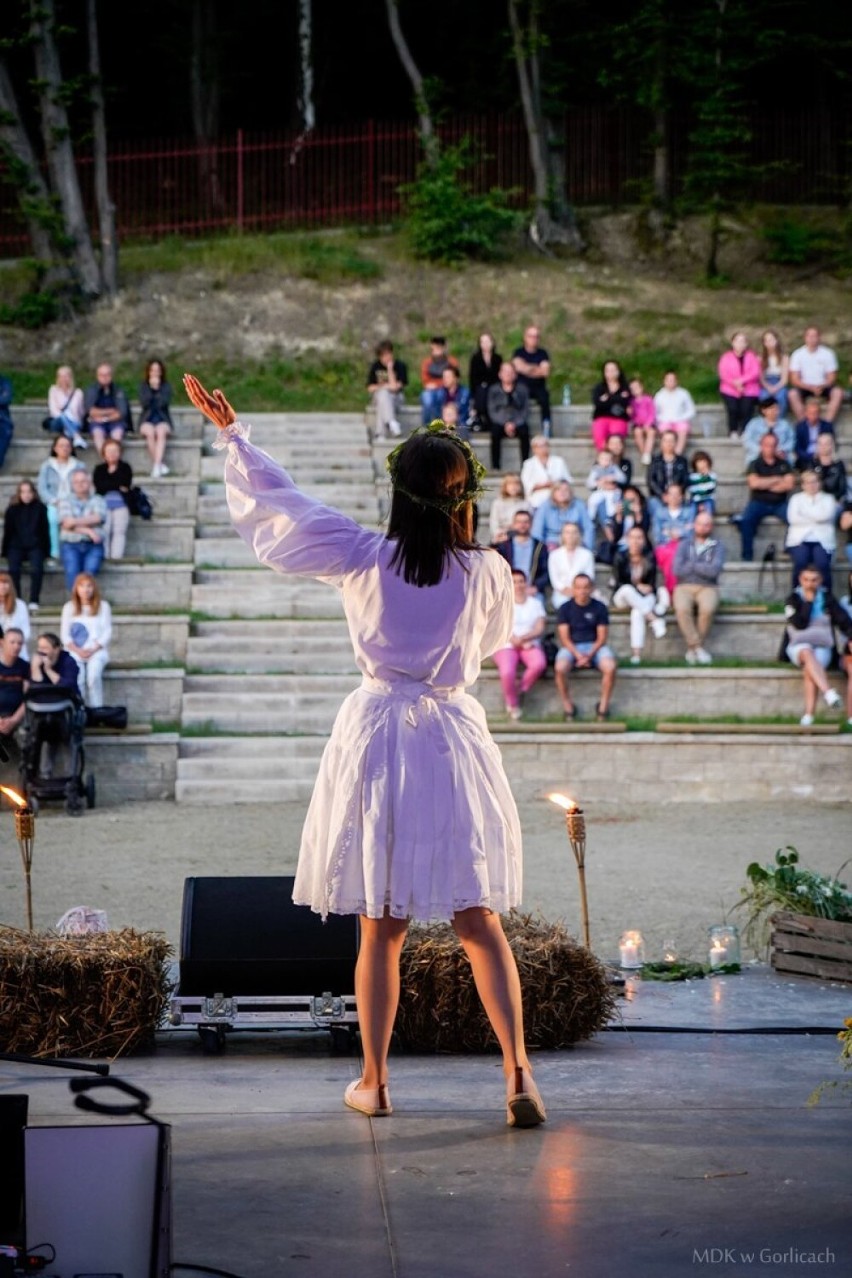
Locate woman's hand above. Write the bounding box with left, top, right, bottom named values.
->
left=183, top=374, right=237, bottom=430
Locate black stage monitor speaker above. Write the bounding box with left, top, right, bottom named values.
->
left=0, top=1094, right=28, bottom=1243
left=179, top=875, right=358, bottom=996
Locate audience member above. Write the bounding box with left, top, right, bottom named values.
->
left=438, top=364, right=470, bottom=428
left=366, top=340, right=407, bottom=438
left=486, top=362, right=531, bottom=470
left=58, top=469, right=107, bottom=591
left=93, top=439, right=133, bottom=561
left=532, top=480, right=593, bottom=551
left=548, top=522, right=596, bottom=610
left=512, top=325, right=552, bottom=437
left=46, top=365, right=86, bottom=448
left=492, top=569, right=548, bottom=720
left=788, top=326, right=844, bottom=423
left=468, top=333, right=503, bottom=430
left=0, top=627, right=29, bottom=746
left=794, top=397, right=834, bottom=471
left=611, top=485, right=651, bottom=550
left=742, top=397, right=795, bottom=466
left=629, top=376, right=657, bottom=466
left=718, top=331, right=761, bottom=437
left=29, top=632, right=80, bottom=696
left=607, top=433, right=632, bottom=488
left=839, top=573, right=852, bottom=727
left=812, top=434, right=848, bottom=503
left=554, top=574, right=617, bottom=721
left=419, top=336, right=459, bottom=424
left=782, top=564, right=849, bottom=726
left=653, top=371, right=695, bottom=454
left=0, top=572, right=31, bottom=657
left=586, top=448, right=624, bottom=526
left=0, top=372, right=13, bottom=471
left=840, top=571, right=852, bottom=622
left=488, top=474, right=527, bottom=543
left=82, top=363, right=131, bottom=456
left=520, top=435, right=571, bottom=509
left=138, top=358, right=174, bottom=476
left=590, top=360, right=632, bottom=451
left=37, top=435, right=86, bottom=560
left=758, top=329, right=790, bottom=417
left=611, top=526, right=669, bottom=664
left=739, top=431, right=794, bottom=561
left=493, top=509, right=549, bottom=597
left=60, top=572, right=112, bottom=708
left=651, top=483, right=695, bottom=595
left=647, top=430, right=690, bottom=507
left=841, top=499, right=852, bottom=566
left=785, top=470, right=837, bottom=589
left=688, top=449, right=717, bottom=514
left=672, top=510, right=725, bottom=665
left=2, top=481, right=50, bottom=614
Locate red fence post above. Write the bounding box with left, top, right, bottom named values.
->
left=236, top=128, right=244, bottom=232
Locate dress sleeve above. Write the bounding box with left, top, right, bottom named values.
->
left=479, top=553, right=514, bottom=659
left=220, top=422, right=378, bottom=586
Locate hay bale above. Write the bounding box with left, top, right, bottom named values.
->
left=397, top=910, right=616, bottom=1053
left=0, top=926, right=171, bottom=1059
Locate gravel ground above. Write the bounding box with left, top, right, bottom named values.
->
left=2, top=795, right=849, bottom=966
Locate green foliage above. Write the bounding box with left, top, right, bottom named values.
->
left=762, top=218, right=831, bottom=266
left=401, top=141, right=520, bottom=265
left=0, top=290, right=58, bottom=328
left=120, top=231, right=382, bottom=285
left=736, top=846, right=852, bottom=954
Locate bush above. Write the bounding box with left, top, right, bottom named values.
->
left=762, top=218, right=831, bottom=266
left=0, top=290, right=59, bottom=329
left=402, top=140, right=520, bottom=265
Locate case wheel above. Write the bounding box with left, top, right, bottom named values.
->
left=198, top=1025, right=227, bottom=1054
left=85, top=773, right=96, bottom=809
left=330, top=1025, right=357, bottom=1055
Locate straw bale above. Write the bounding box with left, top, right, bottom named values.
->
left=397, top=910, right=616, bottom=1052
left=0, top=926, right=171, bottom=1059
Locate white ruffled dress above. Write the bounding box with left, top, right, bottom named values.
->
left=220, top=423, right=523, bottom=921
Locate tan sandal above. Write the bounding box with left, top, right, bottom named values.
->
left=506, top=1066, right=546, bottom=1128
left=344, top=1078, right=393, bottom=1117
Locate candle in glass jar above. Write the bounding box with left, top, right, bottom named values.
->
left=619, top=930, right=644, bottom=969
left=709, top=941, right=728, bottom=969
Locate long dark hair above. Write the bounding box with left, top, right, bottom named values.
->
left=387, top=433, right=481, bottom=587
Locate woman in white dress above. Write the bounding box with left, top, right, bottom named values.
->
left=184, top=374, right=545, bottom=1128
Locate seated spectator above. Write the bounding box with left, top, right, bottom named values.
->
left=785, top=470, right=837, bottom=589
left=586, top=448, right=624, bottom=526
left=2, top=481, right=51, bottom=614
left=0, top=372, right=13, bottom=471
left=651, top=483, right=695, bottom=595
left=672, top=510, right=725, bottom=665
left=611, top=485, right=651, bottom=551
left=493, top=508, right=549, bottom=597
left=812, top=433, right=848, bottom=503
left=486, top=363, right=531, bottom=470
left=29, top=631, right=80, bottom=694
left=840, top=571, right=852, bottom=623
left=0, top=627, right=29, bottom=747
left=794, top=397, right=835, bottom=471
left=93, top=439, right=133, bottom=561
left=366, top=340, right=407, bottom=438
left=58, top=469, right=107, bottom=591
left=718, top=331, right=761, bottom=437
left=611, top=526, right=669, bottom=664
left=138, top=358, right=174, bottom=477
left=688, top=449, right=717, bottom=514
left=758, top=329, right=789, bottom=418
left=548, top=521, right=596, bottom=610
left=739, top=432, right=794, bottom=561
left=607, top=433, right=632, bottom=488
left=742, top=397, right=795, bottom=466
left=788, top=326, right=844, bottom=423
left=492, top=568, right=548, bottom=720
left=590, top=360, right=632, bottom=451
left=840, top=499, right=852, bottom=566
left=520, top=434, right=571, bottom=509
left=419, top=336, right=459, bottom=424
left=629, top=376, right=657, bottom=466
left=439, top=400, right=463, bottom=435
left=82, top=362, right=132, bottom=456
left=37, top=435, right=86, bottom=561
left=438, top=364, right=471, bottom=429
left=781, top=564, right=850, bottom=726
left=0, top=572, right=31, bottom=658
left=554, top=573, right=617, bottom=721
left=532, top=480, right=593, bottom=551
left=647, top=430, right=690, bottom=508
left=512, top=325, right=552, bottom=437
left=468, top=333, right=503, bottom=429
left=60, top=572, right=112, bottom=708
left=839, top=572, right=852, bottom=728
left=46, top=365, right=86, bottom=448
left=489, top=474, right=527, bottom=543
left=653, top=371, right=695, bottom=455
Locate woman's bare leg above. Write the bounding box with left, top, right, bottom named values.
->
left=355, top=913, right=409, bottom=1088
left=452, top=907, right=530, bottom=1078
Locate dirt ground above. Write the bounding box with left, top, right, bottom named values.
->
left=2, top=795, right=849, bottom=967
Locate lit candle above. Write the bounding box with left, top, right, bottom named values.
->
left=619, top=930, right=644, bottom=969
left=709, top=941, right=727, bottom=969
left=707, top=924, right=741, bottom=970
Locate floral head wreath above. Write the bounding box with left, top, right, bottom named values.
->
left=385, top=421, right=487, bottom=514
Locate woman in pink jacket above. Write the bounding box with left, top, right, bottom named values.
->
left=718, top=332, right=762, bottom=438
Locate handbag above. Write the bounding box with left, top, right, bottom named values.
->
left=85, top=705, right=128, bottom=730
left=127, top=486, right=154, bottom=520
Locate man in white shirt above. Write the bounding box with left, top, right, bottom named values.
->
left=520, top=435, right=572, bottom=509
left=788, top=326, right=844, bottom=423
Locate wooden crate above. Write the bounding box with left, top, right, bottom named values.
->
left=771, top=911, right=852, bottom=984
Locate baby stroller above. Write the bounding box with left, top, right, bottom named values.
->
left=18, top=683, right=96, bottom=815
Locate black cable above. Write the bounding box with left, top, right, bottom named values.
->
left=603, top=1024, right=840, bottom=1035
left=172, top=1264, right=248, bottom=1278
left=23, top=1242, right=56, bottom=1262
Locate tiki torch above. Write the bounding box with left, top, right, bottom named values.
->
left=548, top=793, right=591, bottom=950
left=1, top=786, right=36, bottom=932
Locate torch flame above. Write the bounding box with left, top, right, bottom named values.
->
left=0, top=785, right=26, bottom=808
left=547, top=792, right=580, bottom=813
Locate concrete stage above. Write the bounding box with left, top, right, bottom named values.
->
left=5, top=966, right=851, bottom=1278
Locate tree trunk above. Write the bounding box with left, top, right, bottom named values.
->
left=384, top=0, right=438, bottom=165
left=289, top=0, right=316, bottom=166
left=0, top=57, right=61, bottom=274
left=190, top=0, right=225, bottom=218
left=87, top=0, right=117, bottom=297
left=29, top=0, right=102, bottom=298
